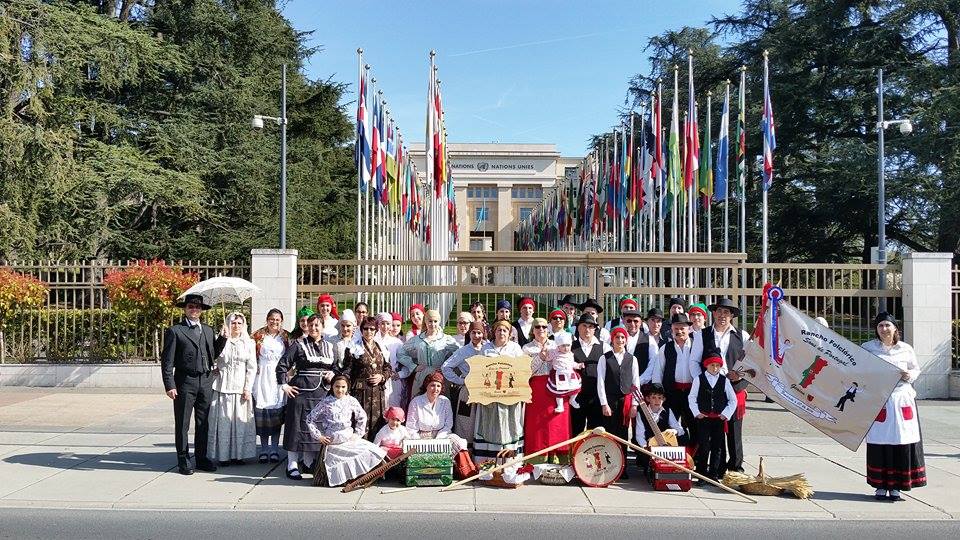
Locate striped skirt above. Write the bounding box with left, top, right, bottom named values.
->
left=866, top=442, right=927, bottom=491
left=254, top=406, right=285, bottom=438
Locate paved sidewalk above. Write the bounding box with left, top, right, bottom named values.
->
left=0, top=388, right=957, bottom=520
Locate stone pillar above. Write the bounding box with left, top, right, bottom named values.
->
left=495, top=186, right=513, bottom=284
left=901, top=252, right=952, bottom=398
left=251, top=249, right=298, bottom=332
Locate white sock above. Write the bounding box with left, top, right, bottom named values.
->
left=287, top=451, right=299, bottom=470
left=302, top=450, right=318, bottom=468
left=889, top=489, right=901, bottom=497
left=555, top=397, right=565, bottom=411
left=569, top=396, right=580, bottom=409
left=876, top=488, right=886, bottom=496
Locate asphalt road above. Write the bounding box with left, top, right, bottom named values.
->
left=0, top=509, right=955, bottom=540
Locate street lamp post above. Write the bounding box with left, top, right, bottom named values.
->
left=876, top=68, right=912, bottom=290
left=252, top=63, right=288, bottom=250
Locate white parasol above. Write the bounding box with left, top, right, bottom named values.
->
left=178, top=276, right=261, bottom=306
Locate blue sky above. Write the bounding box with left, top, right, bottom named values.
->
left=283, top=0, right=742, bottom=157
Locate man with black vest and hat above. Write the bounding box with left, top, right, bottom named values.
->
left=161, top=293, right=227, bottom=475
left=570, top=313, right=610, bottom=432
left=700, top=297, right=752, bottom=473
left=558, top=293, right=579, bottom=331
left=640, top=312, right=703, bottom=440
left=578, top=298, right=611, bottom=344
left=633, top=308, right=664, bottom=377
left=659, top=297, right=687, bottom=343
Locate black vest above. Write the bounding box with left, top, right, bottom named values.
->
left=661, top=335, right=694, bottom=390
left=632, top=334, right=659, bottom=375
left=702, top=326, right=749, bottom=392
left=602, top=350, right=635, bottom=404
left=696, top=373, right=729, bottom=414
left=640, top=407, right=673, bottom=442
left=572, top=339, right=603, bottom=380
left=512, top=320, right=532, bottom=347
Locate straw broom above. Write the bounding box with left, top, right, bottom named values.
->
left=722, top=457, right=814, bottom=499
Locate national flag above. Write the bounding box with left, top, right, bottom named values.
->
left=383, top=120, right=395, bottom=205
left=371, top=93, right=382, bottom=201
left=762, top=53, right=776, bottom=191
left=735, top=68, right=746, bottom=200
left=667, top=71, right=682, bottom=207
left=699, top=97, right=713, bottom=205
left=426, top=65, right=436, bottom=198
left=356, top=69, right=371, bottom=192
left=714, top=83, right=730, bottom=203
left=684, top=54, right=699, bottom=192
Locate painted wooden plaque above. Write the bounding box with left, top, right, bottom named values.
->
left=464, top=355, right=532, bottom=406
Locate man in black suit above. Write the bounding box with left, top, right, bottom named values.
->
left=633, top=308, right=664, bottom=378
left=161, top=293, right=226, bottom=475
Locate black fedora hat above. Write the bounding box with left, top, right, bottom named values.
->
left=620, top=309, right=643, bottom=319
left=176, top=293, right=211, bottom=310
left=577, top=298, right=604, bottom=314
left=574, top=313, right=599, bottom=327
left=667, top=297, right=687, bottom=309
left=669, top=313, right=693, bottom=326
left=707, top=298, right=741, bottom=317
left=645, top=307, right=665, bottom=320
left=558, top=294, right=578, bottom=307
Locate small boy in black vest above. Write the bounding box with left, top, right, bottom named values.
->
left=634, top=384, right=687, bottom=476
left=688, top=354, right=737, bottom=481
left=598, top=327, right=640, bottom=478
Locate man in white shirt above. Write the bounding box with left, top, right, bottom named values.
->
left=640, top=312, right=702, bottom=438
left=597, top=327, right=640, bottom=477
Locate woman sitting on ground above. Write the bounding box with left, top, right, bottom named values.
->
left=305, top=374, right=387, bottom=487
left=406, top=370, right=468, bottom=454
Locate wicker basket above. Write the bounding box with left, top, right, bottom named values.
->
left=539, top=468, right=568, bottom=486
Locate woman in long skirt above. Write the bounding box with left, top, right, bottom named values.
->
left=346, top=317, right=393, bottom=440
left=862, top=312, right=926, bottom=501
left=472, top=320, right=525, bottom=463
left=522, top=319, right=571, bottom=464
left=251, top=308, right=289, bottom=463
left=278, top=314, right=342, bottom=480
left=207, top=312, right=258, bottom=465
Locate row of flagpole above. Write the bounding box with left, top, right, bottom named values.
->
left=354, top=49, right=458, bottom=317
left=514, top=51, right=775, bottom=275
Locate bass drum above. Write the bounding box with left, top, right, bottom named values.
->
left=570, top=434, right=624, bottom=488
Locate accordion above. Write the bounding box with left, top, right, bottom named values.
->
left=650, top=446, right=692, bottom=492
left=402, top=439, right=453, bottom=487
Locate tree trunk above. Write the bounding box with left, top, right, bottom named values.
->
left=0, top=329, right=5, bottom=364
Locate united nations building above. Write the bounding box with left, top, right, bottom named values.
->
left=409, top=143, right=581, bottom=251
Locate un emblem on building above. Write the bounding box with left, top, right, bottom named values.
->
left=477, top=161, right=489, bottom=172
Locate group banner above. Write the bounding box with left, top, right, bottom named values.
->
left=733, top=285, right=902, bottom=451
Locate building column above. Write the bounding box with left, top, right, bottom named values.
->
left=495, top=186, right=513, bottom=284
left=901, top=252, right=952, bottom=398
left=251, top=249, right=298, bottom=332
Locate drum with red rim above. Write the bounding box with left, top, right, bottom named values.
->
left=570, top=434, right=624, bottom=487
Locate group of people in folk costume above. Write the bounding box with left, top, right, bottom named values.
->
left=161, top=293, right=926, bottom=499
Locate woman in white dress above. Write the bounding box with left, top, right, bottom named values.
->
left=406, top=371, right=467, bottom=453
left=251, top=308, right=289, bottom=463
left=862, top=312, right=926, bottom=501
left=306, top=374, right=387, bottom=487
left=207, top=312, right=257, bottom=465
left=315, top=294, right=340, bottom=338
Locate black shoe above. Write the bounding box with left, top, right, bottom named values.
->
left=875, top=493, right=887, bottom=500
left=286, top=468, right=302, bottom=480
left=269, top=453, right=280, bottom=463
left=219, top=460, right=231, bottom=467
left=621, top=471, right=630, bottom=480
left=887, top=493, right=903, bottom=501
left=231, top=459, right=245, bottom=466
left=258, top=454, right=269, bottom=464
left=177, top=459, right=194, bottom=475
left=196, top=460, right=218, bottom=472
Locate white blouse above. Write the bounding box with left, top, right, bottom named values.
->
left=406, top=393, right=455, bottom=437
left=212, top=337, right=256, bottom=394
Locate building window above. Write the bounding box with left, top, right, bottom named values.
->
left=469, top=186, right=497, bottom=199
left=474, top=206, right=489, bottom=224
left=519, top=207, right=532, bottom=222
left=511, top=187, right=542, bottom=199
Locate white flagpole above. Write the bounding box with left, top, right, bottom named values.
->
left=739, top=66, right=747, bottom=257
left=356, top=51, right=364, bottom=302
left=723, top=81, right=730, bottom=254
left=706, top=91, right=712, bottom=254
left=762, top=51, right=770, bottom=284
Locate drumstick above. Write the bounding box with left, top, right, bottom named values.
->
left=440, top=428, right=598, bottom=492
left=598, top=430, right=757, bottom=504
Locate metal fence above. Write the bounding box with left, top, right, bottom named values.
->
left=296, top=252, right=901, bottom=347
left=1, top=260, right=249, bottom=363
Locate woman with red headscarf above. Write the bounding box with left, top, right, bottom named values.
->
left=405, top=303, right=425, bottom=341
left=315, top=294, right=340, bottom=339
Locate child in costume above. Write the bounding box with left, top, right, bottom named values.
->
left=688, top=355, right=737, bottom=480
left=372, top=406, right=418, bottom=460
left=635, top=383, right=687, bottom=475
left=544, top=331, right=581, bottom=413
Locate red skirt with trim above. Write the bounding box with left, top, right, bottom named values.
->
left=866, top=442, right=926, bottom=491
left=523, top=375, right=572, bottom=464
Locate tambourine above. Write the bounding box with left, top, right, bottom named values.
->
left=571, top=434, right=624, bottom=487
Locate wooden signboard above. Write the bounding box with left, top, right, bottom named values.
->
left=464, top=355, right=532, bottom=406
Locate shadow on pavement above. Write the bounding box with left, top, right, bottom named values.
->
left=5, top=451, right=175, bottom=473
left=810, top=490, right=873, bottom=502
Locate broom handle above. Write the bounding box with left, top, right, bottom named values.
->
left=440, top=429, right=596, bottom=492
left=599, top=431, right=757, bottom=504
